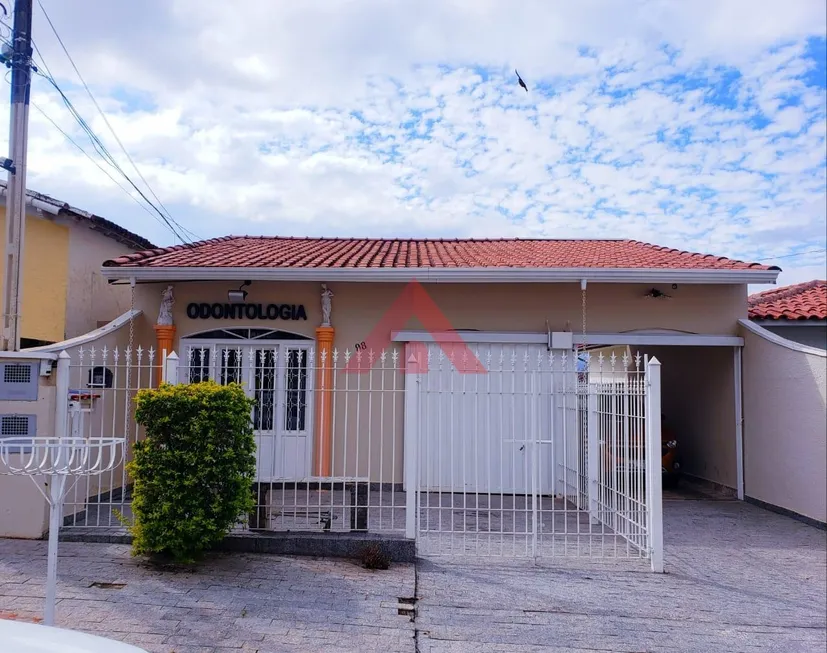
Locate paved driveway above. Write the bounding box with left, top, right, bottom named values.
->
left=0, top=500, right=824, bottom=653
left=415, top=500, right=826, bottom=652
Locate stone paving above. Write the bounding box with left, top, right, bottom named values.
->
left=0, top=499, right=825, bottom=653
left=415, top=499, right=827, bottom=653
left=0, top=543, right=416, bottom=652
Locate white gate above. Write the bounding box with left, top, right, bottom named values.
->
left=408, top=342, right=663, bottom=569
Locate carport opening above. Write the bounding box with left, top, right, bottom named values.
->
left=636, top=345, right=739, bottom=499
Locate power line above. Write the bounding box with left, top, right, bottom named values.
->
left=30, top=65, right=196, bottom=244
left=34, top=0, right=200, bottom=243
left=36, top=0, right=194, bottom=241
left=2, top=69, right=185, bottom=237
left=31, top=68, right=192, bottom=243
left=30, top=31, right=53, bottom=78
left=29, top=98, right=182, bottom=232
left=28, top=46, right=198, bottom=243
left=29, top=40, right=192, bottom=242
left=768, top=248, right=827, bottom=260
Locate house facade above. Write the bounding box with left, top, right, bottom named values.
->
left=99, top=237, right=779, bottom=499
left=9, top=234, right=826, bottom=561
left=0, top=182, right=154, bottom=346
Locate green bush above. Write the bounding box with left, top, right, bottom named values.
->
left=124, top=381, right=257, bottom=563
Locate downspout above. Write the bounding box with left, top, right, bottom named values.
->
left=734, top=345, right=744, bottom=500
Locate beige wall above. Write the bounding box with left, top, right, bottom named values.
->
left=331, top=282, right=747, bottom=349
left=0, top=206, right=144, bottom=343
left=121, top=280, right=748, bottom=483
left=145, top=281, right=319, bottom=342
left=134, top=280, right=748, bottom=349
left=641, top=346, right=736, bottom=488
left=0, top=277, right=754, bottom=533
left=741, top=322, right=827, bottom=524
left=64, top=227, right=138, bottom=339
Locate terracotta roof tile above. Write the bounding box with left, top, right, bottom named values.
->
left=748, top=280, right=827, bottom=321
left=102, top=236, right=777, bottom=272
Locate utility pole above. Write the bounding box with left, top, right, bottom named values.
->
left=1, top=0, right=33, bottom=351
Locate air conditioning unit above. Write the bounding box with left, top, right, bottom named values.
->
left=0, top=362, right=39, bottom=401
left=0, top=413, right=36, bottom=453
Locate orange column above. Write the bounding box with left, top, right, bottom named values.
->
left=313, top=326, right=335, bottom=477
left=154, top=325, right=176, bottom=386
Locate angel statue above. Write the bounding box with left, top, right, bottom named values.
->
left=321, top=284, right=334, bottom=327
left=157, top=285, right=175, bottom=326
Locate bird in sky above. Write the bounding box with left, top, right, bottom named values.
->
left=515, top=69, right=528, bottom=92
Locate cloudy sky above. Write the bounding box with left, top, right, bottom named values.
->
left=3, top=0, right=826, bottom=290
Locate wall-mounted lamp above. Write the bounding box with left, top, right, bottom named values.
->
left=228, top=280, right=251, bottom=302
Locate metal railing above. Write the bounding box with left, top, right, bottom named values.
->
left=53, top=341, right=663, bottom=569
left=61, top=345, right=157, bottom=528
left=174, top=343, right=408, bottom=535
left=409, top=343, right=661, bottom=566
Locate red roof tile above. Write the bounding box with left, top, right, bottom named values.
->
left=102, top=236, right=777, bottom=272
left=748, top=280, right=827, bottom=321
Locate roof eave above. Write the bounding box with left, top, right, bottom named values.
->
left=100, top=266, right=782, bottom=285
left=0, top=183, right=156, bottom=251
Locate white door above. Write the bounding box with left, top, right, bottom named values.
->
left=182, top=341, right=313, bottom=482
left=415, top=341, right=570, bottom=495
left=269, top=346, right=312, bottom=481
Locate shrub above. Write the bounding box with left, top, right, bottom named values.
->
left=124, top=381, right=257, bottom=563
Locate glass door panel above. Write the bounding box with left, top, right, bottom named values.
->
left=253, top=348, right=277, bottom=432
left=284, top=348, right=309, bottom=433
left=219, top=347, right=244, bottom=385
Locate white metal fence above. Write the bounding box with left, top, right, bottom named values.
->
left=61, top=346, right=157, bottom=528
left=407, top=343, right=662, bottom=567
left=176, top=342, right=408, bottom=535
left=53, top=340, right=663, bottom=570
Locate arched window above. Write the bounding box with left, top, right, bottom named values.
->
left=182, top=327, right=312, bottom=341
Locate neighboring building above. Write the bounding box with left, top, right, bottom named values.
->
left=0, top=181, right=154, bottom=347
left=748, top=280, right=827, bottom=350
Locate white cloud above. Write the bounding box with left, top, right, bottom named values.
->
left=0, top=0, right=822, bottom=284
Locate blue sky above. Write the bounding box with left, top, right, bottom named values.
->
left=2, top=0, right=825, bottom=291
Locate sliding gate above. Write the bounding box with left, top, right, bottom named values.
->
left=410, top=342, right=663, bottom=569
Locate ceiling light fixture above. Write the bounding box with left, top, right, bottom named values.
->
left=644, top=288, right=672, bottom=300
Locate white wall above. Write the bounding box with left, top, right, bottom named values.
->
left=741, top=320, right=827, bottom=524
left=640, top=345, right=736, bottom=488
left=65, top=225, right=138, bottom=339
